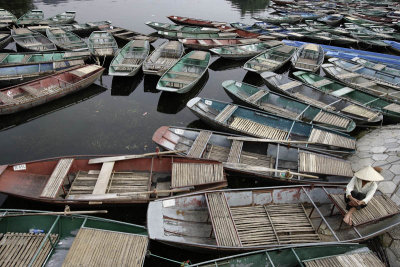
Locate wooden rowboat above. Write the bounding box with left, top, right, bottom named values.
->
left=0, top=154, right=227, bottom=205
left=0, top=209, right=149, bottom=266
left=157, top=51, right=210, bottom=93
left=261, top=71, right=383, bottom=125
left=153, top=126, right=353, bottom=184
left=244, top=44, right=296, bottom=73
left=317, top=14, right=343, bottom=26
left=186, top=97, right=356, bottom=153
left=0, top=65, right=104, bottom=115
left=146, top=21, right=220, bottom=33
left=291, top=43, right=324, bottom=72
left=98, top=24, right=158, bottom=44
left=46, top=27, right=89, bottom=51
left=0, top=51, right=90, bottom=67
left=222, top=80, right=356, bottom=132
left=167, top=15, right=227, bottom=28
left=56, top=21, right=112, bottom=37
left=147, top=185, right=400, bottom=252
left=88, top=31, right=118, bottom=58
left=17, top=10, right=44, bottom=26
left=179, top=38, right=260, bottom=50
left=0, top=9, right=17, bottom=27
left=0, top=32, right=12, bottom=49
left=158, top=30, right=237, bottom=40
left=12, top=28, right=57, bottom=52
left=253, top=15, right=303, bottom=25
left=45, top=11, right=76, bottom=25
left=143, top=41, right=184, bottom=76
left=210, top=41, right=282, bottom=60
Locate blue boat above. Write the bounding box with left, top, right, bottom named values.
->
left=384, top=40, right=400, bottom=54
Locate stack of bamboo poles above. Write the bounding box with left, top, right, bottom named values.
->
left=299, top=152, right=353, bottom=177
left=229, top=117, right=289, bottom=140
left=187, top=131, right=212, bottom=158
left=303, top=251, right=385, bottom=267
left=171, top=163, right=225, bottom=188
left=308, top=129, right=355, bottom=149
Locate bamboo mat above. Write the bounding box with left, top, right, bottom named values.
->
left=299, top=152, right=353, bottom=177
left=330, top=194, right=400, bottom=226
left=229, top=117, right=288, bottom=140
left=292, top=93, right=336, bottom=111
left=313, top=111, right=350, bottom=129
left=204, top=145, right=230, bottom=162
left=230, top=204, right=320, bottom=247
left=187, top=131, right=212, bottom=158
left=206, top=192, right=241, bottom=247
left=279, top=80, right=302, bottom=91
left=341, top=104, right=380, bottom=120
left=62, top=228, right=148, bottom=267
left=0, top=232, right=58, bottom=267
left=215, top=105, right=238, bottom=123
left=308, top=129, right=355, bottom=149
left=304, top=251, right=385, bottom=267
left=40, top=158, right=74, bottom=199
left=171, top=163, right=225, bottom=188
left=227, top=140, right=243, bottom=163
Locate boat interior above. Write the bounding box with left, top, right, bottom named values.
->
left=294, top=44, right=322, bottom=71
left=89, top=32, right=118, bottom=56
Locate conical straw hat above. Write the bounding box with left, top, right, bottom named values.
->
left=354, top=166, right=384, bottom=182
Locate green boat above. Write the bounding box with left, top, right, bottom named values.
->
left=243, top=44, right=296, bottom=73
left=157, top=30, right=236, bottom=40
left=157, top=50, right=210, bottom=93
left=109, top=40, right=150, bottom=76
left=223, top=80, right=356, bottom=132
left=254, top=15, right=302, bottom=25
left=46, top=27, right=89, bottom=51
left=188, top=244, right=384, bottom=266
left=210, top=40, right=282, bottom=60
left=322, top=63, right=400, bottom=102
left=146, top=21, right=219, bottom=33
left=45, top=11, right=76, bottom=25
left=293, top=70, right=400, bottom=123
left=0, top=8, right=17, bottom=25
left=88, top=31, right=118, bottom=58
left=0, top=51, right=90, bottom=66
left=0, top=209, right=148, bottom=266
left=17, top=10, right=44, bottom=26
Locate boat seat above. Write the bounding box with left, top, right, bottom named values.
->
left=303, top=251, right=385, bottom=267
left=313, top=110, right=350, bottom=129
left=312, top=79, right=334, bottom=87
left=92, top=161, right=115, bottom=195
left=213, top=39, right=223, bottom=45
left=161, top=77, right=192, bottom=87
left=40, top=158, right=74, bottom=198
left=198, top=40, right=208, bottom=45
left=329, top=194, right=400, bottom=226
left=372, top=64, right=386, bottom=71
left=20, top=85, right=42, bottom=97
left=298, top=151, right=353, bottom=177
left=227, top=140, right=243, bottom=163
left=336, top=72, right=360, bottom=79
left=279, top=80, right=302, bottom=91
left=215, top=104, right=238, bottom=122
left=331, top=87, right=354, bottom=97
left=308, top=129, right=355, bottom=149
left=171, top=162, right=225, bottom=188
left=187, top=130, right=212, bottom=158
left=168, top=71, right=199, bottom=78
left=341, top=104, right=379, bottom=120
left=245, top=90, right=268, bottom=103
left=358, top=81, right=376, bottom=88
left=229, top=117, right=288, bottom=140
left=260, top=103, right=298, bottom=119
left=0, top=92, right=14, bottom=104
left=383, top=103, right=400, bottom=113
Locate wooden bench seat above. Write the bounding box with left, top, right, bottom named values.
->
left=40, top=158, right=74, bottom=198
left=187, top=130, right=212, bottom=158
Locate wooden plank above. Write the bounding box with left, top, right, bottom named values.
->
left=92, top=162, right=115, bottom=195
left=88, top=150, right=184, bottom=164
left=40, top=158, right=74, bottom=198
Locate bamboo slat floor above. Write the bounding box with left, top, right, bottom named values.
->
left=227, top=140, right=243, bottom=163
left=292, top=92, right=336, bottom=111
left=313, top=111, right=350, bottom=128
left=171, top=163, right=225, bottom=188
left=40, top=158, right=74, bottom=198
left=187, top=131, right=212, bottom=158
left=62, top=228, right=148, bottom=267
left=299, top=152, right=353, bottom=177
left=206, top=192, right=241, bottom=247
left=259, top=103, right=299, bottom=119
left=330, top=194, right=400, bottom=226
left=279, top=80, right=302, bottom=91
left=229, top=117, right=289, bottom=140
left=341, top=104, right=380, bottom=120
left=308, top=129, right=355, bottom=149
left=303, top=251, right=385, bottom=267
left=215, top=105, right=238, bottom=122
left=0, top=232, right=58, bottom=267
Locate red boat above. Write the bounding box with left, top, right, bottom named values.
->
left=0, top=65, right=104, bottom=115
left=216, top=24, right=261, bottom=38
left=179, top=38, right=261, bottom=50
left=167, top=15, right=227, bottom=28
left=0, top=154, right=227, bottom=206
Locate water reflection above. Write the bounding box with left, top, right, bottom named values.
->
left=242, top=71, right=265, bottom=87
left=0, top=84, right=107, bottom=131
left=226, top=0, right=270, bottom=16
left=0, top=0, right=35, bottom=18
left=111, top=74, right=143, bottom=96
left=209, top=58, right=247, bottom=72
left=186, top=119, right=212, bottom=130
left=143, top=75, right=160, bottom=93
left=157, top=71, right=209, bottom=114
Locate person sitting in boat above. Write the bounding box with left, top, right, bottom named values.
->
left=343, top=166, right=384, bottom=226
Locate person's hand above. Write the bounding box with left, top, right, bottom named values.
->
left=349, top=199, right=358, bottom=207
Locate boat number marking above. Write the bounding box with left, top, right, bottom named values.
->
left=13, top=164, right=26, bottom=171
left=235, top=82, right=242, bottom=87
left=163, top=199, right=175, bottom=207
left=175, top=129, right=184, bottom=135
left=205, top=100, right=212, bottom=105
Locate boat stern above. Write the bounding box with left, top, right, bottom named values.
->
left=186, top=97, right=201, bottom=108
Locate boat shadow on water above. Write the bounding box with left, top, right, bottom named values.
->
left=111, top=73, right=144, bottom=96
left=157, top=71, right=209, bottom=114
left=0, top=83, right=107, bottom=131
left=209, top=57, right=247, bottom=72
left=143, top=74, right=161, bottom=93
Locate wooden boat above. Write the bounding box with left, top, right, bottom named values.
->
left=0, top=51, right=90, bottom=66
left=291, top=43, right=324, bottom=72
left=157, top=51, right=210, bottom=93
left=167, top=15, right=227, bottom=28
left=153, top=126, right=353, bottom=184
left=253, top=15, right=302, bottom=25
left=98, top=24, right=158, bottom=44
left=210, top=40, right=281, bottom=60
left=57, top=21, right=112, bottom=36
left=0, top=209, right=149, bottom=266
left=223, top=80, right=355, bottom=132
left=352, top=57, right=400, bottom=77
left=243, top=44, right=296, bottom=73
left=109, top=40, right=150, bottom=76
left=46, top=27, right=88, bottom=51
left=0, top=32, right=12, bottom=49
left=17, top=10, right=44, bottom=26
left=0, top=154, right=226, bottom=205
left=189, top=244, right=384, bottom=266
left=146, top=21, right=219, bottom=33
left=344, top=16, right=380, bottom=27
left=292, top=70, right=400, bottom=123
left=308, top=32, right=357, bottom=46
left=179, top=38, right=260, bottom=50
left=322, top=63, right=400, bottom=102
left=261, top=71, right=383, bottom=125
left=187, top=97, right=356, bottom=153
left=12, top=28, right=57, bottom=52
left=216, top=24, right=263, bottom=38
left=45, top=11, right=76, bottom=25
left=317, top=14, right=343, bottom=26
left=0, top=58, right=84, bottom=85
left=0, top=65, right=104, bottom=115
left=147, top=185, right=400, bottom=252
left=0, top=9, right=17, bottom=26
left=143, top=41, right=184, bottom=76
left=157, top=30, right=236, bottom=40
left=88, top=31, right=118, bottom=58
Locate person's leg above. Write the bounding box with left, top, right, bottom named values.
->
left=343, top=207, right=357, bottom=226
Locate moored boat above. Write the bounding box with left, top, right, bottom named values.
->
left=0, top=51, right=90, bottom=66
left=254, top=15, right=302, bottom=25
left=143, top=41, right=184, bottom=76
left=167, top=15, right=227, bottom=28
left=147, top=185, right=400, bottom=252
left=109, top=40, right=150, bottom=76
left=0, top=9, right=17, bottom=27
left=98, top=24, right=158, bottom=44
left=88, top=31, right=118, bottom=58
left=179, top=38, right=260, bottom=50
left=0, top=154, right=226, bottom=205
left=223, top=80, right=356, bottom=132
left=45, top=11, right=76, bottom=25
left=187, top=97, right=356, bottom=153
left=291, top=43, right=324, bottom=72
left=261, top=71, right=383, bottom=125
left=157, top=51, right=210, bottom=93
left=17, top=9, right=44, bottom=26
left=243, top=44, right=296, bottom=73
left=11, top=28, right=57, bottom=52
left=317, top=14, right=343, bottom=26
left=210, top=40, right=282, bottom=60
left=158, top=30, right=236, bottom=40
left=146, top=21, right=219, bottom=33
left=0, top=64, right=104, bottom=115
left=46, top=27, right=89, bottom=51
left=57, top=20, right=112, bottom=36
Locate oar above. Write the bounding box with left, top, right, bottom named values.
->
left=0, top=210, right=108, bottom=217
left=223, top=162, right=319, bottom=179
left=226, top=136, right=317, bottom=144
left=88, top=150, right=185, bottom=164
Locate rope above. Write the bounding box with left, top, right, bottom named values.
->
left=148, top=252, right=190, bottom=266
